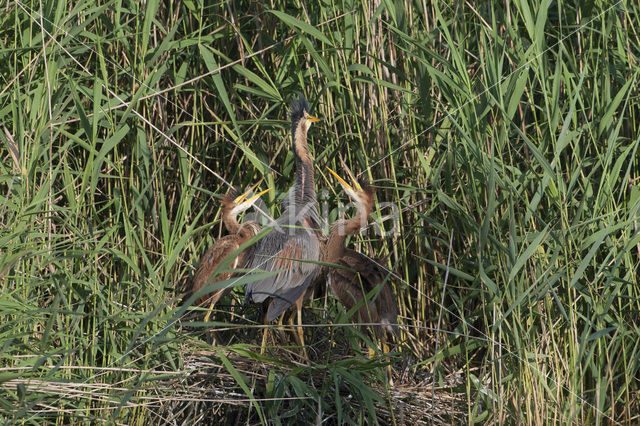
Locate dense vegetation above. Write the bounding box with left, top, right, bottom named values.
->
left=1, top=0, right=639, bottom=423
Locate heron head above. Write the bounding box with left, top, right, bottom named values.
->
left=290, top=96, right=320, bottom=134
left=326, top=166, right=374, bottom=208
left=223, top=184, right=271, bottom=217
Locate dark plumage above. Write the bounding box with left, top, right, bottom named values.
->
left=189, top=186, right=268, bottom=318
left=325, top=168, right=398, bottom=339
left=245, top=97, right=322, bottom=357
left=245, top=97, right=321, bottom=322
left=290, top=96, right=311, bottom=139
left=328, top=249, right=398, bottom=339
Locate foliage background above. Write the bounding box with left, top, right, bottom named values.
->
left=1, top=0, right=639, bottom=423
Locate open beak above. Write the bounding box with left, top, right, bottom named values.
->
left=233, top=182, right=260, bottom=205
left=343, top=166, right=362, bottom=192
left=243, top=187, right=271, bottom=205
left=327, top=166, right=363, bottom=194
left=326, top=167, right=355, bottom=193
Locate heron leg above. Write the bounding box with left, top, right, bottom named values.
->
left=202, top=290, right=223, bottom=346
left=202, top=288, right=226, bottom=323
left=260, top=312, right=269, bottom=355
left=382, top=338, right=394, bottom=386
left=367, top=343, right=376, bottom=359
left=367, top=338, right=393, bottom=385
left=295, top=295, right=308, bottom=359
left=203, top=297, right=215, bottom=323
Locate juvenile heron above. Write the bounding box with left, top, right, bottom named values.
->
left=325, top=167, right=398, bottom=342
left=190, top=185, right=271, bottom=322
left=245, top=96, right=321, bottom=351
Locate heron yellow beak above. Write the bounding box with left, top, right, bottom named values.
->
left=326, top=166, right=363, bottom=193
left=243, top=187, right=271, bottom=205
left=344, top=167, right=362, bottom=192
left=307, top=114, right=321, bottom=123
left=233, top=182, right=259, bottom=205
left=326, top=166, right=355, bottom=193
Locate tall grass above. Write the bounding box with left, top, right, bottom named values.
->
left=1, top=0, right=639, bottom=423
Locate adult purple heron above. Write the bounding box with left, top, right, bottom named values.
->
left=190, top=185, right=271, bottom=322
left=325, top=167, right=398, bottom=345
left=245, top=96, right=321, bottom=350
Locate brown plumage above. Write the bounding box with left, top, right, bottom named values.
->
left=245, top=97, right=322, bottom=321
left=328, top=248, right=398, bottom=338
left=190, top=186, right=269, bottom=317
left=245, top=97, right=321, bottom=357
left=325, top=168, right=398, bottom=339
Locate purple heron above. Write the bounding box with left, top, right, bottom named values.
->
left=190, top=185, right=270, bottom=322
left=325, top=167, right=398, bottom=342
left=245, top=96, right=321, bottom=352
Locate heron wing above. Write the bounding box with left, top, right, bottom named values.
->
left=265, top=273, right=315, bottom=321
left=342, top=249, right=397, bottom=318
left=328, top=264, right=380, bottom=324
left=245, top=228, right=320, bottom=307
left=191, top=235, right=243, bottom=306
left=340, top=249, right=387, bottom=286
left=330, top=249, right=398, bottom=337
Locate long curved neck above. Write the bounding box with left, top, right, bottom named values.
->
left=326, top=201, right=371, bottom=263
left=293, top=121, right=312, bottom=166
left=222, top=207, right=240, bottom=234
left=292, top=121, right=319, bottom=224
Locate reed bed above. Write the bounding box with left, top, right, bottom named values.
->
left=1, top=0, right=639, bottom=423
